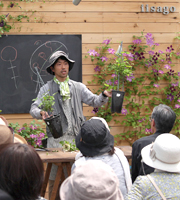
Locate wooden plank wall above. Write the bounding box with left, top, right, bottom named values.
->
left=2, top=0, right=180, bottom=145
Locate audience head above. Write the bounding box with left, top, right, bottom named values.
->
left=60, top=160, right=124, bottom=200
left=76, top=117, right=114, bottom=157
left=0, top=143, right=44, bottom=200
left=141, top=133, right=180, bottom=173
left=151, top=104, right=176, bottom=133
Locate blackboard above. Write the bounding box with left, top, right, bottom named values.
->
left=0, top=35, right=82, bottom=114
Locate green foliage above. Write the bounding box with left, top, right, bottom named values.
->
left=0, top=0, right=38, bottom=36
left=33, top=91, right=57, bottom=113
left=86, top=33, right=180, bottom=145
left=59, top=140, right=79, bottom=152
left=9, top=120, right=47, bottom=148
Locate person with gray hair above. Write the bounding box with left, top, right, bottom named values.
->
left=131, top=104, right=176, bottom=183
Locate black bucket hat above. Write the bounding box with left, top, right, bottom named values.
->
left=46, top=51, right=75, bottom=75
left=76, top=118, right=114, bottom=157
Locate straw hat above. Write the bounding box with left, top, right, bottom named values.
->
left=14, top=134, right=28, bottom=144
left=60, top=160, right=124, bottom=200
left=141, top=133, right=180, bottom=173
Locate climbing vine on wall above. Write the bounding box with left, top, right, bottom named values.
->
left=86, top=32, right=180, bottom=145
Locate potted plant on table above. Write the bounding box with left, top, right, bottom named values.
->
left=35, top=91, right=63, bottom=139
left=9, top=120, right=47, bottom=148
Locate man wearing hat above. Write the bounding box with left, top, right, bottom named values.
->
left=30, top=51, right=112, bottom=198
left=131, top=104, right=176, bottom=183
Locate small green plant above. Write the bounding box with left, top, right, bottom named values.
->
left=9, top=120, right=47, bottom=148
left=33, top=91, right=57, bottom=113
left=60, top=140, right=79, bottom=152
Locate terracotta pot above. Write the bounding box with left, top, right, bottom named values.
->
left=44, top=114, right=63, bottom=139
left=111, top=90, right=125, bottom=113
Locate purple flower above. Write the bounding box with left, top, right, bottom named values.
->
left=92, top=107, right=98, bottom=114
left=167, top=94, right=174, bottom=101
left=175, top=104, right=180, bottom=109
left=0, top=21, right=4, bottom=27
left=177, top=52, right=180, bottom=56
left=10, top=3, right=14, bottom=8
left=177, top=99, right=180, bottom=103
left=166, top=45, right=174, bottom=53
left=164, top=64, right=171, bottom=70
left=30, top=134, right=37, bottom=139
left=103, top=39, right=111, bottom=45
left=168, top=61, right=172, bottom=64
left=94, top=66, right=101, bottom=72
left=138, top=118, right=145, bottom=123
left=108, top=48, right=115, bottom=54
left=155, top=43, right=159, bottom=46
left=121, top=108, right=128, bottom=115
left=36, top=140, right=42, bottom=146
left=158, top=50, right=164, bottom=54
left=158, top=70, right=164, bottom=74
left=100, top=56, right=108, bottom=62
left=133, top=39, right=142, bottom=44
left=153, top=84, right=159, bottom=88
left=126, top=75, right=135, bottom=82
left=148, top=51, right=154, bottom=55
left=145, top=128, right=152, bottom=133
left=39, top=132, right=45, bottom=138
left=114, top=80, right=118, bottom=85
left=178, top=72, right=180, bottom=76
left=152, top=69, right=158, bottom=73
left=88, top=49, right=98, bottom=56
left=111, top=74, right=117, bottom=78
left=171, top=82, right=178, bottom=87
left=145, top=33, right=153, bottom=39
left=6, top=13, right=9, bottom=18
left=161, top=59, right=164, bottom=62
left=146, top=39, right=154, bottom=46
left=169, top=86, right=176, bottom=92
left=167, top=69, right=174, bottom=76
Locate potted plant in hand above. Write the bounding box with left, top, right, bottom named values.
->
left=105, top=42, right=134, bottom=113
left=34, top=91, right=63, bottom=139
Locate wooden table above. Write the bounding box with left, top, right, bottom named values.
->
left=38, top=148, right=77, bottom=200
left=38, top=146, right=132, bottom=200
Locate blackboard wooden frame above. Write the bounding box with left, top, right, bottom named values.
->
left=0, top=35, right=82, bottom=114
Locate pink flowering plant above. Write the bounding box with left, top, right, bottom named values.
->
left=9, top=120, right=47, bottom=148
left=86, top=32, right=180, bottom=145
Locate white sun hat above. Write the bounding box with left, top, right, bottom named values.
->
left=141, top=133, right=180, bottom=173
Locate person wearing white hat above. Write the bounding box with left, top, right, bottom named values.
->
left=30, top=51, right=112, bottom=199
left=126, top=133, right=180, bottom=199
left=60, top=160, right=124, bottom=200
left=131, top=104, right=176, bottom=183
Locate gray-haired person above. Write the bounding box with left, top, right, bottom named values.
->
left=131, top=104, right=176, bottom=183
left=29, top=51, right=112, bottom=199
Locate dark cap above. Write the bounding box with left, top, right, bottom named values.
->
left=76, top=118, right=114, bottom=157
left=46, top=51, right=75, bottom=75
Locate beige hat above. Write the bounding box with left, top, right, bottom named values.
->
left=60, top=160, right=123, bottom=200
left=14, top=134, right=28, bottom=144
left=141, top=133, right=180, bottom=173
left=0, top=125, right=13, bottom=145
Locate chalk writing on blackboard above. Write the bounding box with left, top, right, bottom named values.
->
left=1, top=46, right=19, bottom=89
left=29, top=40, right=68, bottom=92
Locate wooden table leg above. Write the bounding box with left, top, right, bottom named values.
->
left=50, top=163, right=63, bottom=200
left=41, top=163, right=52, bottom=197
left=62, top=162, right=71, bottom=176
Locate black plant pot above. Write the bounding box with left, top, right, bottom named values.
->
left=111, top=90, right=125, bottom=113
left=44, top=114, right=63, bottom=139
